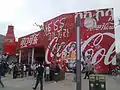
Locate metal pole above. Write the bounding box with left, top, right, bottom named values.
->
left=76, top=14, right=81, bottom=90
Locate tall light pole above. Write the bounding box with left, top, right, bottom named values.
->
left=76, top=14, right=81, bottom=90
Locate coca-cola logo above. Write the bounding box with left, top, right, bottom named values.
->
left=81, top=32, right=116, bottom=65
left=45, top=32, right=116, bottom=66
left=45, top=37, right=66, bottom=64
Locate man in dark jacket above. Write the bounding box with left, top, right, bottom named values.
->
left=13, top=63, right=18, bottom=79
left=0, top=62, right=4, bottom=87
left=33, top=62, right=44, bottom=90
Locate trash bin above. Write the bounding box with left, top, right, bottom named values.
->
left=89, top=75, right=96, bottom=90
left=54, top=72, right=59, bottom=82
left=98, top=76, right=106, bottom=90
left=59, top=70, right=65, bottom=80
left=89, top=75, right=106, bottom=90
left=53, top=70, right=65, bottom=81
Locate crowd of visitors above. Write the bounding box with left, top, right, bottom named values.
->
left=0, top=59, right=62, bottom=89
left=0, top=56, right=95, bottom=89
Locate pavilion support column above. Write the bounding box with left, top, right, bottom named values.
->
left=31, top=48, right=35, bottom=64
left=28, top=49, right=31, bottom=64
left=19, top=50, right=22, bottom=63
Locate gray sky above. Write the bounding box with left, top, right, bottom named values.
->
left=0, top=0, right=120, bottom=52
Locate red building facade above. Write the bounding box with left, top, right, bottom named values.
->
left=18, top=8, right=116, bottom=73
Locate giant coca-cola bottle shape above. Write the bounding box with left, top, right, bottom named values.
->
left=3, top=25, right=17, bottom=55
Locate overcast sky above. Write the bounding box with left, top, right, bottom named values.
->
left=0, top=0, right=120, bottom=52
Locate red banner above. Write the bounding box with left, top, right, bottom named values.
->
left=18, top=31, right=45, bottom=49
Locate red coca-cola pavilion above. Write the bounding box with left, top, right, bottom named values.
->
left=16, top=8, right=117, bottom=73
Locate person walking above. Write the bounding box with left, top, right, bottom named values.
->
left=84, top=63, right=90, bottom=79
left=73, top=62, right=76, bottom=81
left=20, top=63, right=24, bottom=78
left=0, top=62, right=4, bottom=88
left=33, top=62, right=44, bottom=90
left=33, top=63, right=37, bottom=78
left=23, top=64, right=27, bottom=77
left=90, top=64, right=95, bottom=74
left=50, top=62, right=54, bottom=81
left=1, top=61, right=5, bottom=77
left=8, top=63, right=13, bottom=74
left=45, top=64, right=50, bottom=81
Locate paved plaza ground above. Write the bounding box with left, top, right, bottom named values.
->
left=0, top=73, right=120, bottom=90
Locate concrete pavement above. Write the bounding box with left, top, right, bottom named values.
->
left=0, top=73, right=120, bottom=90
